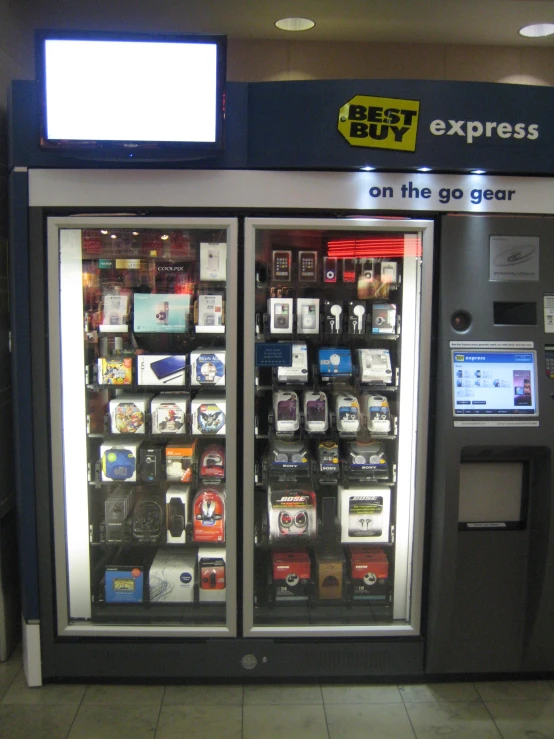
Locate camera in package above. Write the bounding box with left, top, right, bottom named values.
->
left=98, top=357, right=133, bottom=385
left=109, top=394, right=152, bottom=434
left=339, top=487, right=391, bottom=543
left=192, top=487, right=226, bottom=543
left=319, top=348, right=352, bottom=381
left=358, top=348, right=393, bottom=384
left=137, top=355, right=187, bottom=386
left=165, top=441, right=196, bottom=483
left=100, top=293, right=129, bottom=332
left=269, top=439, right=311, bottom=479
left=191, top=395, right=226, bottom=435
left=277, top=343, right=308, bottom=383
left=151, top=394, right=188, bottom=434
left=272, top=550, right=311, bottom=602
left=133, top=293, right=190, bottom=333
left=365, top=394, right=392, bottom=434
left=268, top=487, right=317, bottom=542
left=199, top=548, right=226, bottom=602
left=200, top=242, right=227, bottom=281
left=149, top=548, right=196, bottom=603
left=190, top=350, right=226, bottom=387
left=346, top=440, right=389, bottom=481
left=165, top=485, right=189, bottom=544
left=195, top=294, right=224, bottom=333
left=349, top=546, right=390, bottom=601
left=371, top=303, right=397, bottom=335
left=100, top=442, right=140, bottom=482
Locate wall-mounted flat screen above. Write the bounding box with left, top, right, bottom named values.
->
left=36, top=30, right=226, bottom=158
left=451, top=350, right=538, bottom=417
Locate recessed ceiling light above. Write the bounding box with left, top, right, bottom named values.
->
left=275, top=17, right=315, bottom=32
left=519, top=23, right=554, bottom=38
left=471, top=169, right=486, bottom=175
left=417, top=167, right=432, bottom=172
left=361, top=166, right=375, bottom=171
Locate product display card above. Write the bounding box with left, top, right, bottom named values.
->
left=133, top=294, right=190, bottom=333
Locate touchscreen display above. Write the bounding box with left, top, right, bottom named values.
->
left=452, top=350, right=538, bottom=416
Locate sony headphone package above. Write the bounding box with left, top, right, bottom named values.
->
left=149, top=548, right=196, bottom=603
left=339, top=486, right=392, bottom=544
left=165, top=485, right=190, bottom=544
left=198, top=548, right=226, bottom=602
left=192, top=487, right=226, bottom=543
left=267, top=487, right=317, bottom=542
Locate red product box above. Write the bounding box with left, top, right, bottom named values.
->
left=272, top=550, right=311, bottom=601
left=349, top=546, right=389, bottom=599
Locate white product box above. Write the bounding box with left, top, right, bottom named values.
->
left=268, top=298, right=294, bottom=334
left=200, top=242, right=227, bottom=281
left=191, top=395, right=226, bottom=435
left=198, top=548, right=226, bottom=602
left=136, top=355, right=187, bottom=386
left=100, top=294, right=129, bottom=332
left=149, top=549, right=196, bottom=603
left=338, top=486, right=391, bottom=544
left=151, top=394, right=189, bottom=434
left=277, top=343, right=308, bottom=383
left=109, top=394, right=152, bottom=434
left=296, top=298, right=320, bottom=334
left=358, top=348, right=393, bottom=384
left=190, top=350, right=226, bottom=387
left=165, top=485, right=190, bottom=544
left=196, top=294, right=224, bottom=333
left=100, top=442, right=141, bottom=482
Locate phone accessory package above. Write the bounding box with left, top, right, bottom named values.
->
left=195, top=295, right=224, bottom=333
left=319, top=348, right=352, bottom=381
left=276, top=343, right=308, bottom=383
left=190, top=350, right=226, bottom=387
left=192, top=488, right=226, bottom=543
left=137, top=355, right=187, bottom=386
left=165, top=441, right=196, bottom=483
left=339, top=486, right=391, bottom=543
left=268, top=488, right=317, bottom=542
left=358, top=348, right=393, bottom=384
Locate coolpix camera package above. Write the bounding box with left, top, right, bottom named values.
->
left=151, top=394, right=188, bottom=434
left=100, top=442, right=140, bottom=482
left=105, top=564, right=144, bottom=603
left=269, top=439, right=311, bottom=479
left=372, top=302, right=397, bottom=335
left=335, top=394, right=361, bottom=434
left=304, top=390, right=328, bottom=433
left=272, top=550, right=311, bottom=602
left=195, top=294, right=224, bottom=333
left=100, top=293, right=129, bottom=332
left=268, top=297, right=294, bottom=334
left=268, top=488, right=317, bottom=542
left=318, top=440, right=340, bottom=479
left=199, top=443, right=225, bottom=480
left=199, top=548, right=226, bottom=602
left=324, top=300, right=343, bottom=334
left=133, top=293, right=190, bottom=333
left=366, top=394, right=392, bottom=434
left=190, top=349, right=226, bottom=387
left=137, top=355, right=187, bottom=386
left=296, top=298, right=320, bottom=335
left=165, top=441, right=196, bottom=483
left=314, top=545, right=345, bottom=601
left=348, top=300, right=367, bottom=335
left=98, top=357, right=133, bottom=385
left=191, top=395, right=226, bottom=435
left=277, top=343, right=308, bottom=383
left=139, top=445, right=164, bottom=483
left=272, top=249, right=292, bottom=282
left=339, top=486, right=392, bottom=543
left=358, top=348, right=393, bottom=384
left=109, top=394, right=152, bottom=434
left=349, top=546, right=390, bottom=600
left=380, top=261, right=398, bottom=287
left=165, top=485, right=190, bottom=544
left=298, top=250, right=318, bottom=282
left=200, top=242, right=227, bottom=281
left=346, top=440, right=389, bottom=481
left=319, top=348, right=352, bottom=381
left=193, top=488, right=226, bottom=543
left=149, top=549, right=196, bottom=603
left=273, top=390, right=300, bottom=433
left=132, top=496, right=165, bottom=543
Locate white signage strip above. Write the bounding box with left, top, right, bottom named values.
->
left=455, top=420, right=539, bottom=428
left=450, top=341, right=534, bottom=348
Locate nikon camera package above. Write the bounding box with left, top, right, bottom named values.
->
left=191, top=395, right=226, bottom=435
left=192, top=487, right=226, bottom=543
left=190, top=350, right=226, bottom=387
left=198, top=548, right=226, bottom=602
left=165, top=485, right=190, bottom=544
left=339, top=487, right=391, bottom=543
left=268, top=487, right=317, bottom=542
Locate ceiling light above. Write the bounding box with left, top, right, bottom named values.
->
left=519, top=23, right=554, bottom=38
left=361, top=166, right=375, bottom=171
left=275, top=17, right=315, bottom=32
left=417, top=167, right=432, bottom=172
left=471, top=169, right=486, bottom=175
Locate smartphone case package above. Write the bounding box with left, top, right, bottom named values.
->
left=339, top=487, right=392, bottom=543
left=151, top=394, right=189, bottom=434
left=100, top=442, right=141, bottom=482
left=195, top=295, right=224, bottom=333
left=98, top=357, right=133, bottom=385
left=165, top=485, right=190, bottom=544
left=137, top=355, right=187, bottom=386
left=198, top=548, right=226, bottom=602
left=191, top=395, right=226, bottom=435
left=149, top=548, right=196, bottom=603
left=200, top=242, right=227, bottom=281
left=277, top=343, right=308, bottom=383
left=133, top=293, right=190, bottom=333
left=109, top=394, right=152, bottom=434
left=190, top=350, right=226, bottom=387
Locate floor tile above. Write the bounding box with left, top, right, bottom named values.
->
left=326, top=702, right=415, bottom=739
left=163, top=683, right=243, bottom=705
left=244, top=703, right=329, bottom=739
left=322, top=683, right=402, bottom=704
left=0, top=704, right=78, bottom=739
left=486, top=699, right=554, bottom=738
left=475, top=679, right=554, bottom=702
left=405, top=701, right=502, bottom=739
left=82, top=683, right=165, bottom=706
left=399, top=682, right=481, bottom=703
left=156, top=705, right=242, bottom=739
left=0, top=664, right=20, bottom=701
left=244, top=683, right=323, bottom=705
left=1, top=670, right=87, bottom=704
left=67, top=704, right=160, bottom=739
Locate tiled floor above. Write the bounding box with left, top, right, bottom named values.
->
left=2, top=648, right=554, bottom=738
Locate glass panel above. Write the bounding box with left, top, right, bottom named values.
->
left=56, top=221, right=234, bottom=633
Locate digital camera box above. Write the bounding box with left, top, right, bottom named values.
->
left=314, top=545, right=345, bottom=601
left=149, top=548, right=196, bottom=603
left=151, top=394, right=189, bottom=434
left=190, top=350, right=226, bottom=387
left=109, top=394, right=152, bottom=434
left=133, top=293, right=190, bottom=333
left=339, top=487, right=392, bottom=543
left=272, top=550, right=311, bottom=602
left=165, top=485, right=190, bottom=544
left=137, top=355, right=187, bottom=386
left=195, top=295, right=224, bottom=333
left=100, top=442, right=141, bottom=482
left=198, top=548, right=226, bottom=602
left=191, top=395, right=226, bottom=435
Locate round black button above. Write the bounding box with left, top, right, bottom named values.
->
left=451, top=310, right=472, bottom=332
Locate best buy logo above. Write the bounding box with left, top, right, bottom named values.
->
left=338, top=95, right=420, bottom=152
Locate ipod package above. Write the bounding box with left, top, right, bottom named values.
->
left=190, top=350, right=226, bottom=387
left=109, top=394, right=152, bottom=434
left=198, top=548, right=226, bottom=602
left=277, top=343, right=308, bottom=383
left=191, top=395, right=226, bottom=435
left=269, top=298, right=294, bottom=334
left=200, top=242, right=227, bottom=281
left=192, top=487, right=226, bottom=543
left=165, top=485, right=190, bottom=544
left=296, top=299, right=320, bottom=335
left=268, top=487, right=317, bottom=542
left=339, top=486, right=391, bottom=543
left=151, top=394, right=188, bottom=434
left=372, top=303, right=397, bottom=335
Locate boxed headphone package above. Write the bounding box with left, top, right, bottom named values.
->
left=165, top=485, right=190, bottom=544
left=268, top=297, right=294, bottom=334
left=349, top=546, right=390, bottom=601
left=348, top=300, right=367, bottom=335
left=358, top=348, right=393, bottom=384
left=200, top=242, right=227, bottom=281
left=273, top=390, right=300, bottom=433
left=149, top=548, right=196, bottom=603
left=133, top=293, right=190, bottom=333
left=272, top=550, right=311, bottom=602
left=314, top=544, right=345, bottom=601
left=323, top=300, right=343, bottom=334
left=371, top=303, right=397, bottom=335
left=304, top=390, right=328, bottom=433
left=335, top=393, right=361, bottom=434
left=137, top=355, right=187, bottom=386
left=165, top=441, right=196, bottom=483
left=276, top=343, right=308, bottom=383
left=346, top=440, right=389, bottom=481
left=296, top=299, right=320, bottom=334
left=268, top=487, right=317, bottom=542
left=100, top=442, right=141, bottom=482
left=365, top=394, right=392, bottom=434
left=319, top=348, right=352, bottom=381
left=192, top=487, right=226, bottom=543
left=195, top=294, right=224, bottom=333
left=132, top=494, right=165, bottom=543
left=339, top=486, right=391, bottom=543
left=268, top=439, right=311, bottom=479
left=191, top=395, right=226, bottom=435
left=98, top=357, right=133, bottom=385
left=198, top=548, right=226, bottom=602
left=317, top=440, right=340, bottom=480
left=109, top=394, right=152, bottom=434
left=190, top=350, right=226, bottom=387
left=151, top=394, right=188, bottom=434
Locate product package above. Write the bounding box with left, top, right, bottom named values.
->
left=335, top=393, right=361, bottom=434
left=138, top=445, right=164, bottom=483
left=349, top=546, right=390, bottom=600
left=268, top=439, right=311, bottom=480
left=137, top=355, right=187, bottom=386
left=190, top=350, right=226, bottom=386
left=192, top=487, right=226, bottom=543
left=358, top=348, right=393, bottom=384
left=98, top=357, right=133, bottom=385
left=100, top=442, right=141, bottom=482
left=103, top=487, right=135, bottom=543
left=149, top=549, right=196, bottom=603
left=195, top=295, right=224, bottom=333
left=317, top=440, right=340, bottom=480
left=314, top=545, right=345, bottom=601
left=199, top=443, right=225, bottom=480
left=165, top=441, right=196, bottom=483
left=276, top=343, right=308, bottom=383
left=304, top=390, right=328, bottom=433
left=198, top=548, right=226, bottom=602
left=272, top=550, right=311, bottom=602
left=273, top=390, right=300, bottom=434
left=365, top=394, right=392, bottom=434
left=296, top=298, right=320, bottom=334
left=165, top=485, right=190, bottom=544
left=151, top=394, right=189, bottom=434
left=100, top=293, right=129, bottom=332
left=131, top=495, right=165, bottom=543
left=109, top=394, right=152, bottom=434
left=339, top=487, right=392, bottom=543
left=348, top=300, right=367, bottom=335
left=346, top=441, right=389, bottom=481
left=191, top=395, right=226, bottom=435
left=200, top=242, right=227, bottom=281
left=104, top=564, right=144, bottom=603
left=371, top=303, right=397, bottom=335
left=133, top=293, right=190, bottom=333
left=268, top=487, right=317, bottom=542
left=319, top=348, right=352, bottom=381
left=268, top=298, right=294, bottom=334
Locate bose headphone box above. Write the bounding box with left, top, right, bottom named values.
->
left=338, top=486, right=392, bottom=543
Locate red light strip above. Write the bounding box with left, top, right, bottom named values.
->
left=327, top=235, right=421, bottom=259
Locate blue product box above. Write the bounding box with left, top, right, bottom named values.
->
left=105, top=566, right=144, bottom=603
left=133, top=294, right=190, bottom=333
left=318, top=348, right=353, bottom=380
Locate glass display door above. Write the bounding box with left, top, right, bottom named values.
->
left=243, top=217, right=433, bottom=637
left=47, top=217, right=237, bottom=637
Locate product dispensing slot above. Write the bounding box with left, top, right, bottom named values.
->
left=493, top=301, right=537, bottom=325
